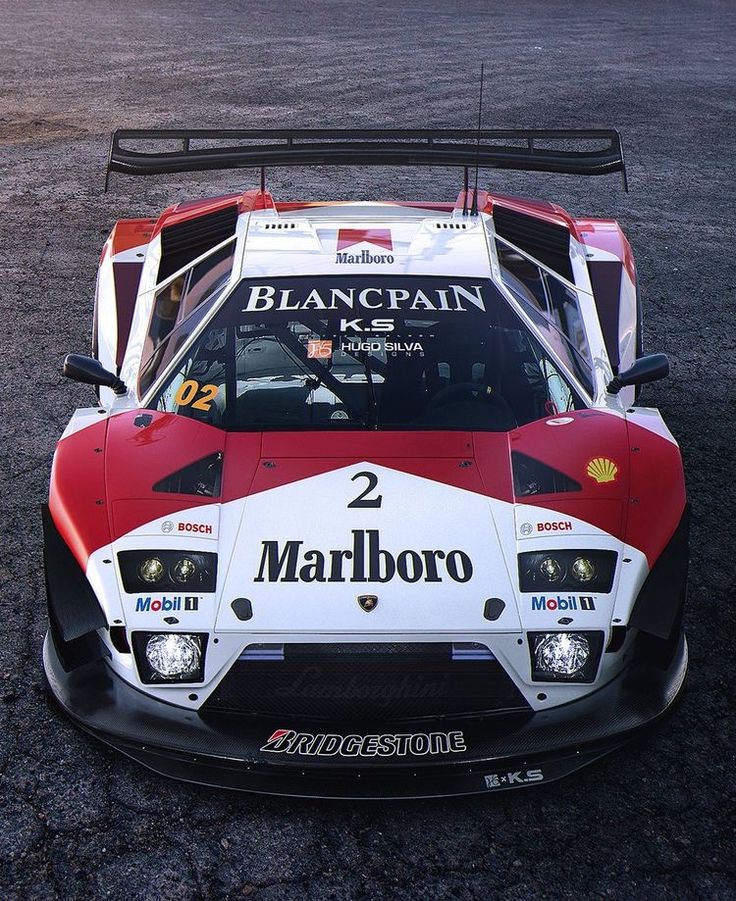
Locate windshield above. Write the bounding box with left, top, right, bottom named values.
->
left=150, top=276, right=585, bottom=431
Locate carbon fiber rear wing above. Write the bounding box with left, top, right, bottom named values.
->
left=105, top=128, right=628, bottom=191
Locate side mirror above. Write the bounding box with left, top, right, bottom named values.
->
left=607, top=353, right=669, bottom=395
left=63, top=354, right=128, bottom=396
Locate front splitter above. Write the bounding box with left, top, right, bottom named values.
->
left=44, top=633, right=687, bottom=799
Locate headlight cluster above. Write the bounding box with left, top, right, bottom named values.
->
left=118, top=550, right=217, bottom=592
left=518, top=550, right=616, bottom=592
left=132, top=632, right=208, bottom=683
left=528, top=631, right=604, bottom=683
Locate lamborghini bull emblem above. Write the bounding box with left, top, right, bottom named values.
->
left=357, top=594, right=379, bottom=612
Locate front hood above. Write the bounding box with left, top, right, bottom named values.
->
left=89, top=410, right=635, bottom=636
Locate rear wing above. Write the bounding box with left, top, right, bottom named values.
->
left=105, top=128, right=628, bottom=191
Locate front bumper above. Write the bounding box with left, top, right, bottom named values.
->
left=44, top=631, right=687, bottom=798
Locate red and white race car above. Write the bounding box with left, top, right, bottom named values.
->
left=44, top=130, right=688, bottom=796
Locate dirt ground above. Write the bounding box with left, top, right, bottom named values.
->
left=1, top=1, right=734, bottom=898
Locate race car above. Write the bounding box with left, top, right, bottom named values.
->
left=43, top=129, right=688, bottom=797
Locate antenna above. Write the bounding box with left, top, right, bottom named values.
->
left=470, top=63, right=485, bottom=216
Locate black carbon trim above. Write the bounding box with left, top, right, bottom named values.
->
left=106, top=128, right=627, bottom=184
left=152, top=451, right=222, bottom=497
left=493, top=206, right=573, bottom=281
left=42, top=505, right=107, bottom=643
left=44, top=628, right=687, bottom=798
left=202, top=643, right=530, bottom=722
left=629, top=505, right=690, bottom=640
left=157, top=205, right=238, bottom=282
left=588, top=260, right=623, bottom=370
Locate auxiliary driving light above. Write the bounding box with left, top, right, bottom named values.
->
left=528, top=631, right=605, bottom=683
left=132, top=632, right=208, bottom=684
left=139, top=557, right=165, bottom=584
left=536, top=632, right=589, bottom=675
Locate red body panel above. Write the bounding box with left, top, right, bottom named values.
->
left=109, top=218, right=155, bottom=255
left=624, top=420, right=687, bottom=565
left=49, top=419, right=111, bottom=570
left=50, top=405, right=685, bottom=573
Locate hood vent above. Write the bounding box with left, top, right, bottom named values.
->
left=512, top=451, right=581, bottom=497
left=153, top=452, right=223, bottom=497
left=158, top=205, right=238, bottom=282
left=493, top=206, right=573, bottom=281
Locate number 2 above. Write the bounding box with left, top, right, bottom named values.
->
left=348, top=471, right=382, bottom=508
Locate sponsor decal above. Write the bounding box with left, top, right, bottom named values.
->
left=531, top=595, right=595, bottom=611
left=586, top=457, right=618, bottom=484
left=260, top=728, right=466, bottom=757
left=307, top=339, right=333, bottom=359
left=337, top=228, right=393, bottom=252
left=341, top=340, right=424, bottom=354
left=484, top=769, right=544, bottom=789
left=536, top=521, right=572, bottom=532
left=135, top=596, right=199, bottom=613
left=242, top=283, right=487, bottom=314
left=340, top=318, right=394, bottom=333
left=546, top=417, right=574, bottom=426
left=177, top=522, right=213, bottom=534
left=357, top=594, right=378, bottom=612
left=161, top=520, right=213, bottom=534
left=336, top=249, right=395, bottom=265
left=253, top=529, right=473, bottom=585
left=520, top=522, right=533, bottom=536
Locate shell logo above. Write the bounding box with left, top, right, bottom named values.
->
left=586, top=457, right=618, bottom=484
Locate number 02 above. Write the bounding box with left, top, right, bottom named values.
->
left=174, top=379, right=219, bottom=411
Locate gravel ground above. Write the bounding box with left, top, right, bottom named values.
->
left=1, top=1, right=735, bottom=898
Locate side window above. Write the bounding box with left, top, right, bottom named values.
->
left=145, top=241, right=235, bottom=362
left=138, top=296, right=221, bottom=397
left=544, top=274, right=592, bottom=371
left=496, top=242, right=548, bottom=314
left=537, top=355, right=575, bottom=414
left=497, top=240, right=594, bottom=396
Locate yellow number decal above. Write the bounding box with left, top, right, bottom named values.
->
left=192, top=384, right=219, bottom=411
left=174, top=380, right=219, bottom=411
left=174, top=379, right=199, bottom=406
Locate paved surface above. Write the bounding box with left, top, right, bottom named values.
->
left=1, top=1, right=735, bottom=898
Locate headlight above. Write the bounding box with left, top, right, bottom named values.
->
left=518, top=550, right=616, bottom=592
left=528, top=631, right=604, bottom=682
left=132, top=632, right=207, bottom=683
left=118, top=550, right=217, bottom=592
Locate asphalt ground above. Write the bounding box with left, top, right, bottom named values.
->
left=1, top=1, right=735, bottom=898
